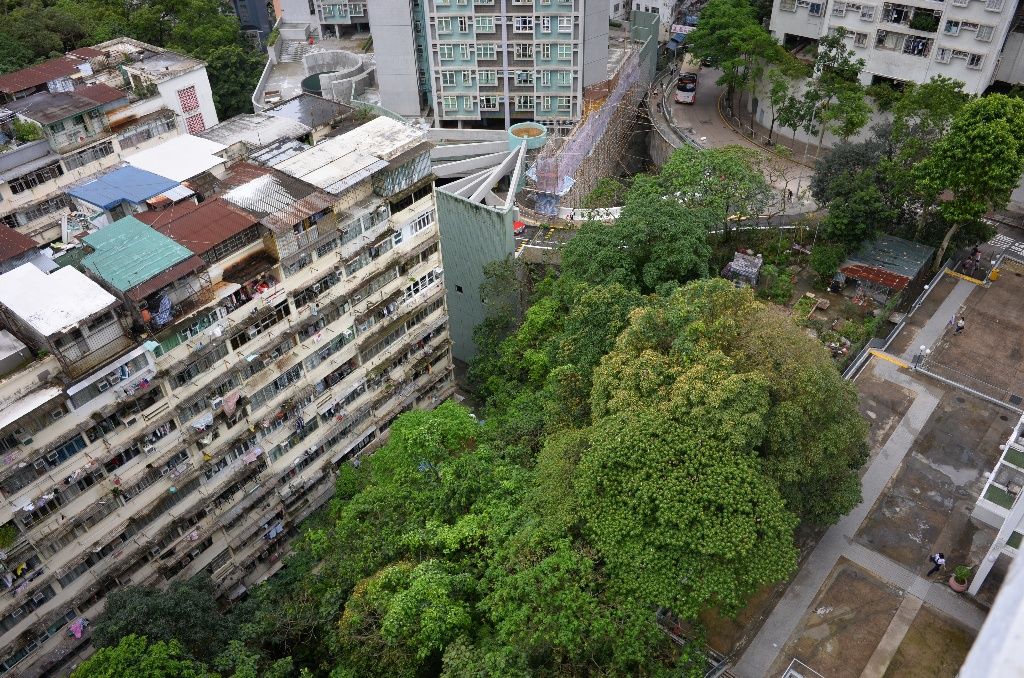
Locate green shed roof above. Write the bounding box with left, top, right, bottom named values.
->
left=82, top=216, right=194, bottom=294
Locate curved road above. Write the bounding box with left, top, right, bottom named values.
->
left=662, top=66, right=818, bottom=212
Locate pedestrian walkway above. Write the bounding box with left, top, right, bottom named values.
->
left=733, top=362, right=943, bottom=677
left=899, top=278, right=974, bottom=362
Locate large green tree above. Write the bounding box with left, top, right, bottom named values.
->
left=91, top=576, right=235, bottom=663
left=71, top=635, right=214, bottom=678
left=916, top=94, right=1024, bottom=265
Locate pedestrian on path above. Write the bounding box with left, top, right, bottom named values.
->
left=955, top=317, right=966, bottom=334
left=928, top=552, right=946, bottom=576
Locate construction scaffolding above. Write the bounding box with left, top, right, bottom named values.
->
left=529, top=12, right=660, bottom=215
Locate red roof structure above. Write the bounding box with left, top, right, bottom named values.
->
left=67, top=47, right=105, bottom=59
left=136, top=198, right=259, bottom=256
left=78, top=83, right=125, bottom=106
left=838, top=263, right=911, bottom=291
left=0, top=58, right=81, bottom=95
left=0, top=228, right=38, bottom=263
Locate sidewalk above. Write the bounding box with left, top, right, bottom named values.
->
left=733, top=360, right=978, bottom=677
left=899, top=278, right=975, bottom=362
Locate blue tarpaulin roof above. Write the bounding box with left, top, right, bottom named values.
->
left=67, top=166, right=178, bottom=210
left=668, top=33, right=687, bottom=48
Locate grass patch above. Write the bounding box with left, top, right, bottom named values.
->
left=1004, top=447, right=1024, bottom=469
left=985, top=484, right=1015, bottom=509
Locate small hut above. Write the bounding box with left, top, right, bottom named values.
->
left=722, top=251, right=763, bottom=287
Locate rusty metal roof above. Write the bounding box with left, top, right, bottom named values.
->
left=0, top=58, right=81, bottom=94
left=136, top=198, right=259, bottom=256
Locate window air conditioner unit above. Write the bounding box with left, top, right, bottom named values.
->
left=32, top=593, right=46, bottom=605
left=11, top=608, right=22, bottom=618
left=97, top=380, right=110, bottom=392
left=210, top=397, right=224, bottom=410
left=247, top=327, right=259, bottom=338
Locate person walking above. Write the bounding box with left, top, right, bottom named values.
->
left=928, top=552, right=946, bottom=576
left=955, top=317, right=966, bottom=334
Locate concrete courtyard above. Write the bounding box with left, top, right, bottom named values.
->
left=733, top=242, right=1024, bottom=677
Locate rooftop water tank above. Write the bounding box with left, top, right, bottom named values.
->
left=507, top=122, right=547, bottom=151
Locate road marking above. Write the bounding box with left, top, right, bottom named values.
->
left=943, top=268, right=987, bottom=286
left=545, top=228, right=555, bottom=240
left=868, top=349, right=909, bottom=369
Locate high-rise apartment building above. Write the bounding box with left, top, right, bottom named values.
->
left=0, top=38, right=219, bottom=244
left=423, top=0, right=609, bottom=126
left=768, top=0, right=1024, bottom=94
left=0, top=116, right=453, bottom=677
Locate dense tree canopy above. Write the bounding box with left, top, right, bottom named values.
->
left=0, top=0, right=265, bottom=119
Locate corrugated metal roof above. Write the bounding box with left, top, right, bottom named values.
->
left=67, top=166, right=179, bottom=210
left=6, top=83, right=126, bottom=125
left=220, top=170, right=335, bottom=233
left=0, top=58, right=80, bottom=94
left=200, top=113, right=310, bottom=148
left=136, top=197, right=258, bottom=256
left=81, top=216, right=196, bottom=293
left=842, top=235, right=934, bottom=287
left=0, top=226, right=38, bottom=263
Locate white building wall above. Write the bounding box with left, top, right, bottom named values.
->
left=370, top=0, right=423, bottom=116
left=156, top=68, right=221, bottom=134
left=769, top=0, right=1016, bottom=95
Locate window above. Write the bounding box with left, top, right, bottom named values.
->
left=437, top=17, right=452, bottom=32
left=185, top=113, right=205, bottom=134
left=515, top=70, right=534, bottom=85
left=556, top=44, right=572, bottom=60
left=935, top=46, right=952, bottom=62
left=558, top=16, right=573, bottom=31
left=832, top=1, right=846, bottom=15
left=478, top=43, right=496, bottom=59
left=480, top=95, right=499, bottom=109
left=515, top=95, right=534, bottom=110
left=478, top=70, right=497, bottom=85
left=64, top=140, right=115, bottom=171
left=438, top=44, right=455, bottom=60
left=944, top=19, right=961, bottom=35
left=458, top=16, right=469, bottom=31
left=442, top=96, right=458, bottom=111
left=515, top=43, right=534, bottom=59
left=950, top=0, right=968, bottom=6
left=860, top=4, right=875, bottom=19
left=985, top=0, right=1002, bottom=11
left=540, top=70, right=551, bottom=86
left=440, top=70, right=456, bottom=86
left=540, top=16, right=551, bottom=31
left=780, top=0, right=796, bottom=11
left=854, top=32, right=868, bottom=46
left=540, top=95, right=552, bottom=110
left=475, top=16, right=494, bottom=32
left=967, top=52, right=984, bottom=68
left=459, top=44, right=470, bottom=59
left=540, top=43, right=552, bottom=59
left=8, top=163, right=63, bottom=194
left=557, top=70, right=572, bottom=85
left=177, top=85, right=200, bottom=113
left=557, top=96, right=571, bottom=111
left=436, top=0, right=449, bottom=4
left=513, top=16, right=534, bottom=32
left=808, top=2, right=824, bottom=16
left=461, top=70, right=473, bottom=85
left=977, top=24, right=994, bottom=40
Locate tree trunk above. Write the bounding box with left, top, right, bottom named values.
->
left=933, top=222, right=960, bottom=271
left=768, top=115, right=777, bottom=143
